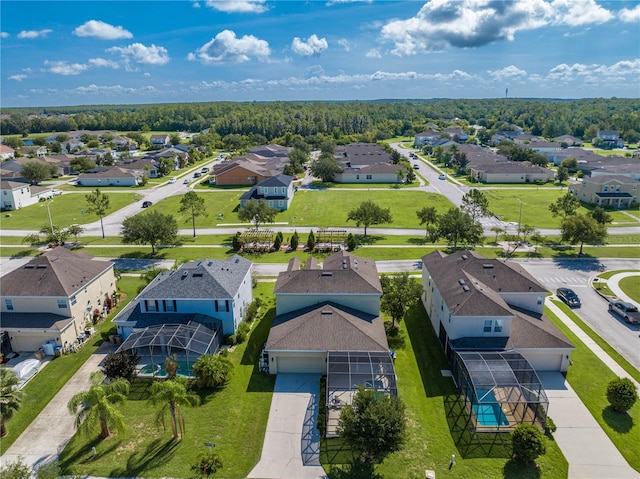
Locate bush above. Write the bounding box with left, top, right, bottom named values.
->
left=511, top=423, right=546, bottom=463
left=273, top=233, right=282, bottom=251
left=544, top=416, right=557, bottom=438
left=101, top=351, right=140, bottom=382
left=223, top=334, right=236, bottom=346
left=0, top=457, right=31, bottom=479
left=290, top=230, right=299, bottom=250
left=191, top=449, right=223, bottom=478
left=245, top=298, right=263, bottom=323
left=347, top=233, right=357, bottom=251
left=235, top=321, right=251, bottom=344
left=606, top=377, right=638, bottom=412
left=232, top=232, right=243, bottom=252
left=193, top=354, right=233, bottom=389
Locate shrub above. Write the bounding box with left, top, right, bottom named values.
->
left=191, top=449, right=223, bottom=478
left=232, top=231, right=243, bottom=252
left=235, top=321, right=251, bottom=344
left=102, top=351, right=141, bottom=382
left=0, top=457, right=31, bottom=479
left=193, top=354, right=233, bottom=389
left=544, top=416, right=557, bottom=438
left=606, top=377, right=638, bottom=412
left=347, top=233, right=357, bottom=251
left=290, top=230, right=299, bottom=250
left=273, top=233, right=282, bottom=251
left=511, top=423, right=546, bottom=463
left=223, top=334, right=236, bottom=346
left=245, top=298, right=263, bottom=323
left=306, top=229, right=316, bottom=250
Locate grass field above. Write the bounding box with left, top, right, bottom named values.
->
left=58, top=282, right=276, bottom=478
left=1, top=193, right=141, bottom=230
left=619, top=275, right=640, bottom=302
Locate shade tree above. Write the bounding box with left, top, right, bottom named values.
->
left=346, top=200, right=392, bottom=237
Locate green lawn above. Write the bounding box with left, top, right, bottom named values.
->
left=544, top=307, right=640, bottom=470
left=619, top=275, right=640, bottom=302
left=0, top=276, right=141, bottom=454
left=145, top=191, right=242, bottom=228
left=1, top=193, right=141, bottom=230
left=58, top=282, right=276, bottom=478
left=323, top=304, right=568, bottom=478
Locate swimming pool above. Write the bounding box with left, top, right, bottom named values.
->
left=470, top=389, right=510, bottom=427
left=139, top=361, right=196, bottom=378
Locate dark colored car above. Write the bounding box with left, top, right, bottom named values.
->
left=556, top=288, right=581, bottom=308
left=609, top=300, right=640, bottom=324
left=141, top=201, right=152, bottom=208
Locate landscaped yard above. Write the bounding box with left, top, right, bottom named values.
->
left=618, top=275, right=640, bottom=303
left=0, top=276, right=141, bottom=454
left=321, top=303, right=568, bottom=478
left=544, top=307, right=640, bottom=471
left=58, top=282, right=276, bottom=478
left=1, top=193, right=141, bottom=230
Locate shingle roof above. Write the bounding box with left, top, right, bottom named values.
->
left=275, top=251, right=382, bottom=295
left=0, top=312, right=74, bottom=332
left=583, top=175, right=640, bottom=185
left=256, top=174, right=293, bottom=187
left=266, top=302, right=389, bottom=352
left=138, top=255, right=252, bottom=300
left=0, top=247, right=113, bottom=297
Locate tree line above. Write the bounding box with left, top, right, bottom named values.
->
left=2, top=98, right=640, bottom=145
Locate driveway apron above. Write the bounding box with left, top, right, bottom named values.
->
left=248, top=373, right=326, bottom=479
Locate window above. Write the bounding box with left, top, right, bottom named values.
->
left=5, top=299, right=14, bottom=310
left=281, top=187, right=286, bottom=194
left=483, top=319, right=492, bottom=333
left=146, top=300, right=158, bottom=312
left=356, top=175, right=360, bottom=180
left=164, top=300, right=176, bottom=312
left=268, top=200, right=274, bottom=207
left=57, top=299, right=67, bottom=309
left=70, top=295, right=77, bottom=305
left=215, top=300, right=230, bottom=312
left=273, top=187, right=278, bottom=194
left=603, top=185, right=608, bottom=192
left=537, top=296, right=543, bottom=305
left=366, top=174, right=372, bottom=180
left=494, top=319, right=503, bottom=333
left=615, top=185, right=620, bottom=191
left=278, top=200, right=284, bottom=207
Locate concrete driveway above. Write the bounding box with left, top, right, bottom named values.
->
left=539, top=372, right=640, bottom=479
left=248, top=374, right=327, bottom=479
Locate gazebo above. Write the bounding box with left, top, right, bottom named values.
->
left=452, top=350, right=548, bottom=432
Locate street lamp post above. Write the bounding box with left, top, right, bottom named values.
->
left=46, top=200, right=54, bottom=233
left=516, top=198, right=522, bottom=241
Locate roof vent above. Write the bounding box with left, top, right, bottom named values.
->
left=235, top=258, right=239, bottom=263
left=208, top=261, right=213, bottom=266
left=321, top=310, right=333, bottom=315
left=36, top=265, right=47, bottom=269
left=461, top=254, right=468, bottom=260
left=321, top=272, right=333, bottom=277
left=458, top=279, right=466, bottom=285
left=24, top=265, right=35, bottom=269
left=193, top=273, right=203, bottom=278
left=182, top=271, right=188, bottom=277
left=482, top=264, right=494, bottom=269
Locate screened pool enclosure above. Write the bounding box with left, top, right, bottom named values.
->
left=452, top=351, right=548, bottom=432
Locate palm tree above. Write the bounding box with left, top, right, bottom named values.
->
left=67, top=371, right=129, bottom=439
left=193, top=354, right=233, bottom=389
left=149, top=380, right=201, bottom=440
left=0, top=368, right=24, bottom=437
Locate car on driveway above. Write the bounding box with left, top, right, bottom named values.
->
left=556, top=287, right=581, bottom=308
left=609, top=300, right=640, bottom=324
left=141, top=201, right=152, bottom=208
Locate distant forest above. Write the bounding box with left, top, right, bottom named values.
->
left=2, top=98, right=639, bottom=146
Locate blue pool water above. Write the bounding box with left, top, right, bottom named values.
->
left=470, top=389, right=510, bottom=427
left=139, top=361, right=196, bottom=378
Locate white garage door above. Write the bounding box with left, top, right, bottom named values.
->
left=276, top=355, right=326, bottom=374
left=525, top=353, right=562, bottom=371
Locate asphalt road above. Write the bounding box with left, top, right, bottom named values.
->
left=518, top=258, right=640, bottom=370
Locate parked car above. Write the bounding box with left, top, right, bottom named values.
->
left=194, top=172, right=201, bottom=178
left=438, top=174, right=446, bottom=180
left=556, top=288, right=581, bottom=308
left=141, top=201, right=152, bottom=208
left=413, top=164, right=420, bottom=169
left=51, top=189, right=63, bottom=196
left=168, top=177, right=177, bottom=184
left=201, top=167, right=209, bottom=173
left=609, top=300, right=640, bottom=324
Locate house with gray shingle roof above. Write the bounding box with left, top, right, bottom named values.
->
left=266, top=251, right=388, bottom=375
left=334, top=162, right=403, bottom=184
left=421, top=250, right=573, bottom=373
left=114, top=255, right=253, bottom=340
left=239, top=174, right=294, bottom=210
left=0, top=247, right=116, bottom=352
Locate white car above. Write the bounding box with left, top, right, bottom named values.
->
left=438, top=174, right=446, bottom=180
left=51, top=189, right=63, bottom=196
left=168, top=178, right=177, bottom=184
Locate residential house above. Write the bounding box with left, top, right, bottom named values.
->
left=213, top=155, right=286, bottom=186
left=114, top=256, right=253, bottom=346
left=455, top=144, right=509, bottom=170
left=554, top=135, right=583, bottom=147
left=333, top=143, right=393, bottom=169
left=247, top=144, right=292, bottom=158
left=76, top=167, right=140, bottom=187
left=414, top=130, right=441, bottom=146
left=524, top=140, right=561, bottom=154
left=591, top=162, right=640, bottom=181
left=469, top=163, right=554, bottom=184
left=143, top=147, right=189, bottom=170
left=334, top=162, right=403, bottom=184
left=118, top=158, right=160, bottom=178
left=570, top=175, right=639, bottom=209
left=0, top=180, right=55, bottom=210
left=596, top=130, right=624, bottom=148
left=442, top=127, right=469, bottom=142
left=0, top=247, right=116, bottom=352
left=239, top=174, right=295, bottom=211
left=149, top=134, right=171, bottom=148
left=420, top=250, right=574, bottom=372
left=0, top=144, right=15, bottom=160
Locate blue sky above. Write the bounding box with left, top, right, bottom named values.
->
left=1, top=0, right=639, bottom=107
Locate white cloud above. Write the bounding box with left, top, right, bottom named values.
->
left=88, top=57, right=120, bottom=69
left=380, top=0, right=614, bottom=56
left=188, top=30, right=270, bottom=63
left=366, top=49, right=382, bottom=58
left=192, top=0, right=202, bottom=7
left=1, top=32, right=9, bottom=38
left=326, top=0, right=372, bottom=5
left=44, top=60, right=88, bottom=75
left=73, top=20, right=133, bottom=40
left=488, top=65, right=528, bottom=81
left=205, top=0, right=267, bottom=13
left=291, top=34, right=328, bottom=56
left=108, top=43, right=170, bottom=65
left=619, top=4, right=640, bottom=23
left=9, top=74, right=27, bottom=82
left=17, top=29, right=52, bottom=39
left=337, top=39, right=350, bottom=51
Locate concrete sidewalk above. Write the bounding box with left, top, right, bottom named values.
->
left=606, top=272, right=640, bottom=305
left=0, top=341, right=116, bottom=471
